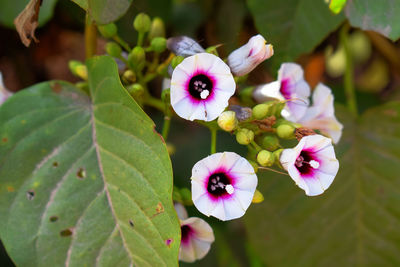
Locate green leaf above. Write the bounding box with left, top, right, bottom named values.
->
left=244, top=103, right=400, bottom=266
left=0, top=0, right=57, bottom=28
left=70, top=0, right=132, bottom=24
left=328, top=0, right=347, bottom=14
left=247, top=0, right=345, bottom=66
left=0, top=55, right=180, bottom=266
left=345, top=0, right=400, bottom=41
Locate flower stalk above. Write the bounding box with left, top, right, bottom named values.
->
left=84, top=14, right=97, bottom=59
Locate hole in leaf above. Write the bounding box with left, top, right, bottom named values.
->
left=26, top=190, right=35, bottom=200
left=76, top=167, right=86, bottom=179
left=52, top=162, right=59, bottom=167
left=129, top=220, right=134, bottom=228
left=60, top=228, right=73, bottom=237
left=49, top=216, right=58, bottom=222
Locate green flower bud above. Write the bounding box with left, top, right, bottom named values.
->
left=105, top=42, right=122, bottom=58
left=127, top=83, right=144, bottom=98
left=148, top=17, right=165, bottom=39
left=133, top=13, right=151, bottom=33
left=98, top=23, right=117, bottom=38
left=69, top=60, right=88, bottom=80
left=252, top=103, right=271, bottom=119
left=273, top=149, right=284, bottom=168
left=252, top=189, right=264, bottom=203
left=276, top=124, right=295, bottom=139
left=262, top=135, right=280, bottom=151
left=218, top=111, right=238, bottom=132
left=122, top=70, right=136, bottom=84
left=171, top=56, right=184, bottom=69
left=151, top=37, right=167, bottom=53
left=128, top=46, right=146, bottom=71
left=257, top=150, right=274, bottom=167
left=236, top=128, right=254, bottom=145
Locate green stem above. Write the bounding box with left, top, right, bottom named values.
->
left=137, top=32, right=145, bottom=47
left=145, top=96, right=164, bottom=111
left=84, top=14, right=97, bottom=59
left=250, top=140, right=262, bottom=151
left=340, top=24, right=358, bottom=117
left=113, top=35, right=131, bottom=52
left=162, top=115, right=171, bottom=140
left=210, top=128, right=217, bottom=154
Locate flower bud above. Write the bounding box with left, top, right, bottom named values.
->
left=252, top=189, right=264, bottom=203
left=148, top=17, right=165, bottom=39
left=133, top=13, right=151, bottom=33
left=218, top=111, right=238, bottom=132
left=171, top=56, right=184, bottom=69
left=252, top=103, right=271, bottom=119
left=150, top=37, right=167, bottom=53
left=257, top=150, right=274, bottom=167
left=273, top=148, right=283, bottom=168
left=262, top=135, right=280, bottom=151
left=276, top=124, right=295, bottom=139
left=105, top=42, right=122, bottom=58
left=127, top=83, right=144, bottom=98
left=167, top=36, right=205, bottom=57
left=227, top=34, right=274, bottom=76
left=122, top=70, right=136, bottom=84
left=98, top=23, right=117, bottom=39
left=69, top=60, right=87, bottom=80
left=128, top=46, right=146, bottom=71
left=236, top=128, right=254, bottom=145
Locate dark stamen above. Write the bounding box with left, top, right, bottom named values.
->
left=188, top=74, right=213, bottom=100
left=207, top=172, right=231, bottom=197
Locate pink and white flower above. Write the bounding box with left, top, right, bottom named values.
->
left=170, top=53, right=236, bottom=121
left=0, top=72, right=12, bottom=105
left=227, top=34, right=274, bottom=76
left=191, top=152, right=258, bottom=221
left=298, top=83, right=343, bottom=144
left=174, top=203, right=215, bottom=263
left=252, top=63, right=310, bottom=121
left=280, top=134, right=339, bottom=196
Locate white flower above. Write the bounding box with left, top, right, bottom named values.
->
left=298, top=83, right=343, bottom=144
left=174, top=203, right=215, bottom=263
left=191, top=152, right=258, bottom=221
left=170, top=53, right=236, bottom=121
left=252, top=63, right=310, bottom=121
left=0, top=72, right=12, bottom=105
left=280, top=135, right=339, bottom=196
left=167, top=36, right=205, bottom=57
left=227, top=34, right=273, bottom=76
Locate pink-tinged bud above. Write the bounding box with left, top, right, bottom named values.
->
left=227, top=35, right=273, bottom=76
left=167, top=36, right=205, bottom=57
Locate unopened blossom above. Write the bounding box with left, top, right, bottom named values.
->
left=167, top=36, right=205, bottom=57
left=252, top=63, right=310, bottom=121
left=174, top=203, right=215, bottom=263
left=170, top=53, right=236, bottom=121
left=280, top=134, right=339, bottom=196
left=298, top=83, right=343, bottom=144
left=227, top=34, right=274, bottom=76
left=191, top=152, right=258, bottom=221
left=0, top=72, right=12, bottom=105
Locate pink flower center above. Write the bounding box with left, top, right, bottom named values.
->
left=188, top=74, right=213, bottom=100
left=181, top=224, right=193, bottom=245
left=295, top=150, right=319, bottom=175
left=207, top=172, right=232, bottom=197
left=280, top=78, right=291, bottom=100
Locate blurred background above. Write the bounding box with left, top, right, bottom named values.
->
left=1, top=0, right=400, bottom=266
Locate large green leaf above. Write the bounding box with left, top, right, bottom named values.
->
left=0, top=0, right=58, bottom=28
left=247, top=0, right=345, bottom=66
left=0, top=56, right=180, bottom=266
left=244, top=103, right=400, bottom=266
left=70, top=0, right=132, bottom=24
left=346, top=0, right=400, bottom=41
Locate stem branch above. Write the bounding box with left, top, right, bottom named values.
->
left=85, top=14, right=97, bottom=59
left=210, top=128, right=217, bottom=154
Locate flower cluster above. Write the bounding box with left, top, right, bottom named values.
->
left=164, top=34, right=343, bottom=262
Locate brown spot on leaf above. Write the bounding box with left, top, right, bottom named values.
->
left=383, top=109, right=398, bottom=117
left=52, top=162, right=59, bottom=167
left=14, top=0, right=42, bottom=47
left=60, top=228, right=73, bottom=237
left=129, top=220, right=134, bottom=228
left=26, top=190, right=35, bottom=200
left=6, top=186, right=15, bottom=192
left=50, top=82, right=62, bottom=94
left=76, top=167, right=86, bottom=179
left=49, top=216, right=58, bottom=222
left=2, top=137, right=8, bottom=143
